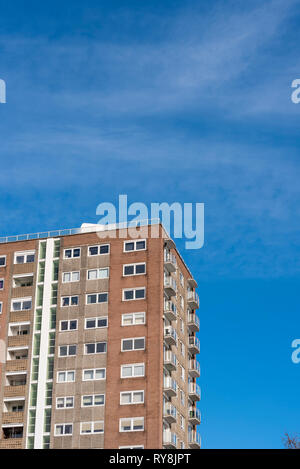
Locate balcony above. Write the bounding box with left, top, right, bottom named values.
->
left=164, top=251, right=177, bottom=273
left=189, top=359, right=200, bottom=378
left=187, top=291, right=199, bottom=309
left=163, top=430, right=177, bottom=449
left=2, top=412, right=24, bottom=425
left=188, top=431, right=201, bottom=449
left=164, top=300, right=177, bottom=321
left=163, top=377, right=177, bottom=397
left=163, top=403, right=177, bottom=424
left=8, top=335, right=30, bottom=348
left=188, top=408, right=201, bottom=425
left=188, top=336, right=200, bottom=355
left=187, top=278, right=197, bottom=289
left=163, top=350, right=177, bottom=371
left=0, top=438, right=24, bottom=449
left=4, top=386, right=26, bottom=398
left=164, top=276, right=177, bottom=297
left=5, top=360, right=27, bottom=373
left=187, top=313, right=200, bottom=333
left=188, top=383, right=201, bottom=402
left=9, top=311, right=31, bottom=323
left=164, top=327, right=177, bottom=346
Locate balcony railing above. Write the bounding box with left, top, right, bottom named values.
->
left=188, top=359, right=201, bottom=378
left=188, top=383, right=201, bottom=401
left=164, top=276, right=177, bottom=296
left=164, top=251, right=177, bottom=272
left=164, top=327, right=177, bottom=346
left=187, top=291, right=199, bottom=309
left=188, top=408, right=201, bottom=425
left=9, top=311, right=31, bottom=323
left=187, top=313, right=200, bottom=332
left=163, top=403, right=177, bottom=423
left=2, top=412, right=24, bottom=425
left=163, top=430, right=177, bottom=449
left=163, top=350, right=177, bottom=371
left=4, top=385, right=26, bottom=398
left=163, top=377, right=177, bottom=397
left=5, top=360, right=28, bottom=373
left=188, top=431, right=201, bottom=448
left=164, top=300, right=177, bottom=321
left=0, top=438, right=24, bottom=449
left=8, top=335, right=30, bottom=348
left=188, top=336, right=200, bottom=354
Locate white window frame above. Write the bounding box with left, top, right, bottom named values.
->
left=86, top=292, right=108, bottom=305
left=87, top=267, right=109, bottom=280
left=59, top=319, right=78, bottom=332
left=11, top=297, right=32, bottom=312
left=119, top=417, right=144, bottom=432
left=63, top=247, right=81, bottom=259
left=121, top=337, right=145, bottom=352
left=123, top=239, right=147, bottom=253
left=81, top=394, right=105, bottom=407
left=120, top=390, right=144, bottom=405
left=0, top=278, right=4, bottom=290
left=0, top=255, right=6, bottom=267
left=0, top=302, right=2, bottom=314
left=56, top=370, right=76, bottom=383
left=123, top=263, right=146, bottom=277
left=84, top=342, right=107, bottom=355
left=84, top=317, right=108, bottom=329
left=62, top=271, right=80, bottom=283
left=122, top=287, right=146, bottom=301
left=14, top=251, right=35, bottom=265
left=121, top=363, right=145, bottom=379
left=80, top=421, right=104, bottom=435
left=82, top=368, right=106, bottom=381
left=58, top=344, right=77, bottom=357
left=88, top=244, right=110, bottom=256
left=61, top=295, right=79, bottom=307
left=56, top=396, right=74, bottom=409
left=54, top=423, right=73, bottom=436
left=121, top=312, right=146, bottom=326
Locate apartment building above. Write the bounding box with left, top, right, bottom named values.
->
left=0, top=222, right=201, bottom=449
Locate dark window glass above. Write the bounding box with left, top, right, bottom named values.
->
left=123, top=340, right=133, bottom=351
left=124, top=265, right=134, bottom=275
left=135, top=289, right=145, bottom=299
left=68, top=345, right=77, bottom=356
left=61, top=321, right=68, bottom=331
left=98, top=318, right=107, bottom=328
left=71, top=296, right=78, bottom=305
left=87, top=294, right=97, bottom=304
left=16, top=256, right=24, bottom=264
left=86, top=319, right=96, bottom=329
left=136, top=264, right=145, bottom=274
left=98, top=293, right=108, bottom=303
left=65, top=425, right=72, bottom=434
left=136, top=241, right=146, bottom=250
left=65, top=250, right=72, bottom=258
left=96, top=342, right=107, bottom=353
left=125, top=242, right=134, bottom=251
left=23, top=301, right=32, bottom=310
left=86, top=344, right=95, bottom=354
left=62, top=297, right=69, bottom=306
left=0, top=280, right=4, bottom=288
left=27, top=255, right=35, bottom=263
left=124, top=290, right=134, bottom=300
left=0, top=257, right=5, bottom=266
left=70, top=321, right=77, bottom=330
left=89, top=246, right=98, bottom=256
left=99, top=245, right=109, bottom=254
left=73, top=249, right=80, bottom=258
left=134, top=338, right=145, bottom=349
left=59, top=346, right=67, bottom=356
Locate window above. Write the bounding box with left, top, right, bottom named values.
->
left=60, top=320, right=78, bottom=332
left=180, top=272, right=184, bottom=287
left=180, top=415, right=185, bottom=430
left=82, top=394, right=105, bottom=407
left=123, top=263, right=146, bottom=276
left=62, top=271, right=80, bottom=283
left=84, top=342, right=107, bottom=355
left=80, top=421, right=104, bottom=434
left=122, top=312, right=145, bottom=326
left=56, top=396, right=74, bottom=409
left=124, top=240, right=146, bottom=252
left=61, top=296, right=79, bottom=307
left=87, top=268, right=109, bottom=280
left=86, top=293, right=108, bottom=304
left=14, top=251, right=35, bottom=264
left=64, top=248, right=80, bottom=259
left=119, top=417, right=144, bottom=432
left=122, top=288, right=146, bottom=301
left=120, top=390, right=144, bottom=405
left=0, top=278, right=4, bottom=290
left=180, top=390, right=185, bottom=406
left=59, top=345, right=77, bottom=357
left=180, top=295, right=184, bottom=309
left=88, top=245, right=110, bottom=256
left=57, top=371, right=74, bottom=384
left=0, top=256, right=6, bottom=267
left=85, top=317, right=108, bottom=329
left=121, top=363, right=145, bottom=378
left=82, top=368, right=106, bottom=381
left=11, top=298, right=32, bottom=311
left=0, top=302, right=2, bottom=314
left=121, top=337, right=145, bottom=352
left=180, top=342, right=185, bottom=357
left=55, top=424, right=73, bottom=436
left=180, top=365, right=185, bottom=381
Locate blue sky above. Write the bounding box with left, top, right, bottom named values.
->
left=0, top=0, right=300, bottom=448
